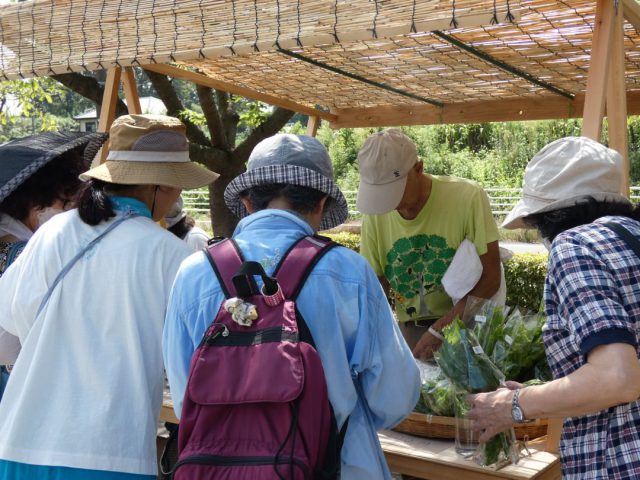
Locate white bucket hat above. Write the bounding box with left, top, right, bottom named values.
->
left=356, top=129, right=418, bottom=215
left=224, top=134, right=348, bottom=231
left=502, top=136, right=630, bottom=229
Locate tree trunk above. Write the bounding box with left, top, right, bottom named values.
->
left=52, top=73, right=128, bottom=117
left=208, top=153, right=247, bottom=237
left=52, top=70, right=296, bottom=237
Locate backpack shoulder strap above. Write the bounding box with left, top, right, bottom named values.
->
left=274, top=235, right=337, bottom=300
left=205, top=238, right=245, bottom=298
left=604, top=221, right=640, bottom=257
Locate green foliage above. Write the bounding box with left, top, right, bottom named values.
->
left=0, top=78, right=63, bottom=132
left=503, top=253, right=548, bottom=312
left=282, top=121, right=307, bottom=135
left=178, top=109, right=207, bottom=127
left=232, top=96, right=269, bottom=128
left=323, top=231, right=360, bottom=252
left=316, top=117, right=640, bottom=188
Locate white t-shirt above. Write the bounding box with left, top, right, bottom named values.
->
left=183, top=226, right=209, bottom=252
left=0, top=209, right=191, bottom=475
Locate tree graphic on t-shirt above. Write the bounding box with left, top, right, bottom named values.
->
left=384, top=234, right=455, bottom=318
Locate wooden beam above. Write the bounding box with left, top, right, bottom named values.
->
left=121, top=67, right=142, bottom=115
left=623, top=0, right=640, bottom=33
left=582, top=0, right=616, bottom=140
left=307, top=116, right=321, bottom=137
left=97, top=67, right=122, bottom=164
left=607, top=1, right=629, bottom=195
left=142, top=63, right=337, bottom=123
left=329, top=91, right=640, bottom=128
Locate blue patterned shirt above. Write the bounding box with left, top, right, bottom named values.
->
left=543, top=216, right=640, bottom=479
left=163, top=209, right=420, bottom=480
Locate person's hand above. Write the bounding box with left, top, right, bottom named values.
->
left=466, top=387, right=514, bottom=443
left=412, top=329, right=442, bottom=360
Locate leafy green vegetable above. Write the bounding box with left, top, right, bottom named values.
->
left=436, top=318, right=504, bottom=394
left=421, top=377, right=456, bottom=417
left=493, top=311, right=549, bottom=382
left=435, top=317, right=515, bottom=467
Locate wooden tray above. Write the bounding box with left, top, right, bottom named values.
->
left=393, top=412, right=548, bottom=440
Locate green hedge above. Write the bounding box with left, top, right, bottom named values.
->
left=324, top=231, right=361, bottom=252
left=503, top=253, right=548, bottom=312
left=325, top=232, right=548, bottom=311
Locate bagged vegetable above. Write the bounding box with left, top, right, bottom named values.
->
left=436, top=317, right=519, bottom=467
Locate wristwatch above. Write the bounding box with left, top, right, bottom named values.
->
left=511, top=389, right=526, bottom=423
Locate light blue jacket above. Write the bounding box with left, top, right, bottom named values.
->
left=163, top=209, right=420, bottom=479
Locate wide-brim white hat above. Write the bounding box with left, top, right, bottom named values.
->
left=502, top=136, right=630, bottom=229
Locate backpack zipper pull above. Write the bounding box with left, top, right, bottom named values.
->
left=208, top=325, right=229, bottom=343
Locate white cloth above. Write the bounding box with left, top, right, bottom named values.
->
left=0, top=209, right=191, bottom=475
left=0, top=213, right=32, bottom=241
left=183, top=226, right=209, bottom=252
left=441, top=238, right=506, bottom=306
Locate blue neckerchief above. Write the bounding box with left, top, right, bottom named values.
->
left=110, top=196, right=152, bottom=219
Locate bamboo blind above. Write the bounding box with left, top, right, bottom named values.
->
left=0, top=0, right=520, bottom=79
left=0, top=0, right=638, bottom=115
left=187, top=0, right=640, bottom=111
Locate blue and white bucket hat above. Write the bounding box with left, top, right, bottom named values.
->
left=224, top=134, right=348, bottom=231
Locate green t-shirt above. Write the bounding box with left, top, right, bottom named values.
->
left=360, top=175, right=499, bottom=322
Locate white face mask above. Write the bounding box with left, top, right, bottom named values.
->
left=36, top=207, right=65, bottom=227
left=542, top=237, right=553, bottom=252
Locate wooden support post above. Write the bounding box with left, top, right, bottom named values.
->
left=122, top=67, right=142, bottom=115
left=544, top=418, right=563, bottom=454
left=606, top=1, right=630, bottom=195
left=582, top=0, right=615, bottom=141
left=97, top=67, right=122, bottom=164
left=307, top=116, right=320, bottom=137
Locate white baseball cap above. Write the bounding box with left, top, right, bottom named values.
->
left=502, top=136, right=630, bottom=229
left=356, top=128, right=418, bottom=215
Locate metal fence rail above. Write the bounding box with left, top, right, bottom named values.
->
left=183, top=187, right=640, bottom=221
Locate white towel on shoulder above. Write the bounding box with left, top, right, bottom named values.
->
left=442, top=239, right=506, bottom=306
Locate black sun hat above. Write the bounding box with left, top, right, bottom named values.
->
left=0, top=131, right=107, bottom=204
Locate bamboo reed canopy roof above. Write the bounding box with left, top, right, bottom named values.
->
left=1, top=0, right=640, bottom=127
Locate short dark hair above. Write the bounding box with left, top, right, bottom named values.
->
left=241, top=184, right=329, bottom=215
left=524, top=196, right=640, bottom=241
left=0, top=149, right=87, bottom=222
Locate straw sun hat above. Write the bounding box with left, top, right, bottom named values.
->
left=224, top=134, right=348, bottom=231
left=80, top=114, right=219, bottom=189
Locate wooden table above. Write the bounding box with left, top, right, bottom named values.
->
left=380, top=429, right=560, bottom=480
left=160, top=399, right=560, bottom=480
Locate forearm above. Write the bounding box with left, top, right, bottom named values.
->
left=521, top=345, right=640, bottom=419
left=378, top=275, right=390, bottom=300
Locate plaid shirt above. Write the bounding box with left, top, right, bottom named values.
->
left=543, top=216, right=640, bottom=480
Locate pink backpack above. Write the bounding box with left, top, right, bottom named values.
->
left=172, top=235, right=344, bottom=480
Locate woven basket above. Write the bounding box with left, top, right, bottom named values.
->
left=393, top=412, right=548, bottom=440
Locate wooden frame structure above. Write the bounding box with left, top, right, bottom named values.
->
left=60, top=0, right=635, bottom=190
